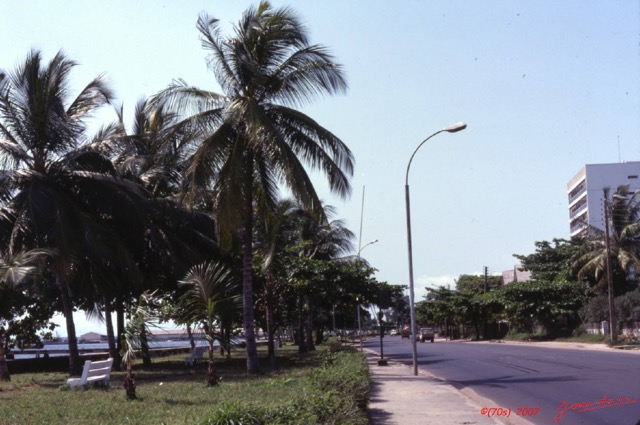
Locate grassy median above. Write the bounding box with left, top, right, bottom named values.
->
left=0, top=343, right=371, bottom=425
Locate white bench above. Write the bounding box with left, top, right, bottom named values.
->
left=67, top=358, right=114, bottom=389
left=184, top=346, right=207, bottom=366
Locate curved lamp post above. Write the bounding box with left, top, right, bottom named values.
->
left=405, top=121, right=467, bottom=376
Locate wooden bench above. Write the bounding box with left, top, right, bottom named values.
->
left=67, top=358, right=114, bottom=389
left=184, top=346, right=207, bottom=366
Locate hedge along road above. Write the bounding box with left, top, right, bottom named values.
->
left=363, top=336, right=640, bottom=425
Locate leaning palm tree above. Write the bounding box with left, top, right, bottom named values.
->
left=151, top=2, right=353, bottom=373
left=178, top=261, right=241, bottom=386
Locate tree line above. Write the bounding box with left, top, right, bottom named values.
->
left=0, top=2, right=388, bottom=382
left=416, top=188, right=640, bottom=342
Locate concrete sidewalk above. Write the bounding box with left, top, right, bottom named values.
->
left=366, top=351, right=509, bottom=425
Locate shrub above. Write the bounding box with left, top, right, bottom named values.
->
left=199, top=348, right=371, bottom=425
left=200, top=402, right=264, bottom=425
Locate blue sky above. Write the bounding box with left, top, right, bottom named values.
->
left=2, top=1, right=639, bottom=335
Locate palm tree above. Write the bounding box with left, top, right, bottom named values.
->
left=120, top=291, right=158, bottom=400
left=573, top=185, right=640, bottom=294
left=112, top=98, right=194, bottom=199
left=152, top=2, right=353, bottom=373
left=178, top=261, right=241, bottom=386
left=0, top=50, right=123, bottom=375
left=108, top=98, right=222, bottom=364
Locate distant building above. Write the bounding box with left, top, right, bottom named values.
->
left=78, top=332, right=106, bottom=343
left=568, top=161, right=640, bottom=237
left=502, top=265, right=531, bottom=285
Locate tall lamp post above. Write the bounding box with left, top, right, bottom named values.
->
left=357, top=239, right=379, bottom=351
left=405, top=121, right=467, bottom=376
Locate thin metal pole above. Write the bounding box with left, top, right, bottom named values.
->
left=603, top=188, right=618, bottom=343
left=405, top=183, right=418, bottom=375
left=404, top=122, right=466, bottom=376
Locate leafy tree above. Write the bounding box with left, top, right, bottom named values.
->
left=578, top=295, right=609, bottom=324
left=455, top=274, right=503, bottom=293
left=615, top=289, right=640, bottom=323
left=151, top=2, right=353, bottom=373
left=491, top=280, right=587, bottom=336
left=514, top=238, right=581, bottom=283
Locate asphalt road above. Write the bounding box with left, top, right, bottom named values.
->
left=363, top=336, right=640, bottom=425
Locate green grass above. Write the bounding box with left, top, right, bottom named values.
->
left=0, top=344, right=370, bottom=425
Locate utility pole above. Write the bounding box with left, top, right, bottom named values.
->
left=603, top=188, right=618, bottom=343
left=483, top=266, right=488, bottom=293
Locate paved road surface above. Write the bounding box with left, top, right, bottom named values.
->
left=364, top=336, right=640, bottom=425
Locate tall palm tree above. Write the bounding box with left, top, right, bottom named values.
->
left=178, top=261, right=241, bottom=386
left=573, top=185, right=640, bottom=294
left=152, top=2, right=353, bottom=373
left=0, top=50, right=121, bottom=375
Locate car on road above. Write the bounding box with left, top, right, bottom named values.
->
left=401, top=325, right=411, bottom=339
left=419, top=327, right=435, bottom=343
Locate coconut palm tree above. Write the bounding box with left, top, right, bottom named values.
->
left=0, top=50, right=125, bottom=375
left=112, top=98, right=195, bottom=199
left=178, top=261, right=241, bottom=386
left=573, top=185, right=640, bottom=294
left=151, top=2, right=353, bottom=373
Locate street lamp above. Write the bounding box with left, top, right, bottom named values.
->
left=405, top=121, right=466, bottom=376
left=358, top=239, right=379, bottom=257
left=357, top=239, right=379, bottom=351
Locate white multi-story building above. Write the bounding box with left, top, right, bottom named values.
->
left=568, top=161, right=640, bottom=237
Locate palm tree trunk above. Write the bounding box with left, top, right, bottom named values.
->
left=298, top=297, right=306, bottom=354
left=124, top=359, right=136, bottom=400
left=206, top=340, right=219, bottom=386
left=186, top=324, right=196, bottom=350
left=0, top=331, right=10, bottom=381
left=116, top=297, right=125, bottom=353
left=103, top=297, right=120, bottom=370
left=242, top=165, right=259, bottom=374
left=265, top=285, right=277, bottom=369
left=58, top=276, right=81, bottom=376
left=140, top=325, right=151, bottom=367
left=305, top=296, right=315, bottom=352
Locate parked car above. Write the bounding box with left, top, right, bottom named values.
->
left=419, top=327, right=435, bottom=343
